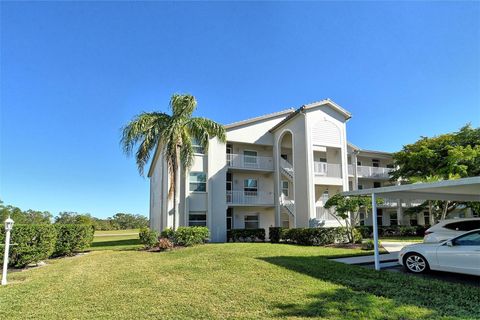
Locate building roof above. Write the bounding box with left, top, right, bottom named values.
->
left=269, top=99, right=352, bottom=132
left=225, top=108, right=295, bottom=130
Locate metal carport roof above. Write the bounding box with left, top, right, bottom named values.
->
left=341, top=176, right=480, bottom=270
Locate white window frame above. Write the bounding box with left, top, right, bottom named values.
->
left=191, top=138, right=205, bottom=155
left=244, top=178, right=258, bottom=197
left=189, top=172, right=207, bottom=192
left=281, top=180, right=289, bottom=197
left=243, top=150, right=258, bottom=167
left=188, top=212, right=207, bottom=226
left=244, top=214, right=259, bottom=229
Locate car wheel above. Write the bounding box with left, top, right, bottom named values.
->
left=403, top=253, right=430, bottom=274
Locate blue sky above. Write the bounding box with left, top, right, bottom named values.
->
left=1, top=2, right=479, bottom=218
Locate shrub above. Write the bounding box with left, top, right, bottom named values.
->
left=0, top=224, right=57, bottom=268
left=229, top=229, right=265, bottom=242
left=361, top=239, right=381, bottom=250
left=53, top=224, right=94, bottom=257
left=280, top=227, right=359, bottom=246
left=269, top=227, right=284, bottom=243
left=160, top=227, right=175, bottom=240
left=172, top=226, right=209, bottom=246
left=158, top=238, right=173, bottom=251
left=139, top=228, right=159, bottom=249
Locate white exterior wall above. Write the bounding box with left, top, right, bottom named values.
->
left=207, top=138, right=227, bottom=242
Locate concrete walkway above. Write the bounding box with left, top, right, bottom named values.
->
left=331, top=241, right=416, bottom=265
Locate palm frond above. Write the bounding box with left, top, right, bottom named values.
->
left=170, top=94, right=197, bottom=119
left=189, top=117, right=226, bottom=145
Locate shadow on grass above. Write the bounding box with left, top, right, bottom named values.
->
left=260, top=256, right=480, bottom=319
left=91, top=239, right=142, bottom=250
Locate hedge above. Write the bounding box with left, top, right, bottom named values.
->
left=0, top=224, right=57, bottom=268
left=161, top=227, right=210, bottom=246
left=53, top=224, right=95, bottom=257
left=139, top=228, right=159, bottom=249
left=228, top=229, right=265, bottom=242
left=269, top=227, right=362, bottom=246
left=356, top=225, right=429, bottom=238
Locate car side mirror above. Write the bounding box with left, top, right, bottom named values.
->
left=446, top=240, right=453, bottom=247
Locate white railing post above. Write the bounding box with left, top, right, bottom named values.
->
left=2, top=217, right=14, bottom=286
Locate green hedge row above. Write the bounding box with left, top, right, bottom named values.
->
left=227, top=229, right=265, bottom=242
left=269, top=227, right=362, bottom=246
left=160, top=226, right=210, bottom=247
left=0, top=224, right=94, bottom=268
left=355, top=225, right=429, bottom=238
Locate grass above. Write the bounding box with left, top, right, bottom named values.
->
left=91, top=229, right=141, bottom=251
left=0, top=243, right=478, bottom=319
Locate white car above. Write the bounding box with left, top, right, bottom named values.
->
left=423, top=218, right=480, bottom=243
left=399, top=229, right=480, bottom=276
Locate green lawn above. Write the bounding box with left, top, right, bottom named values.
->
left=0, top=243, right=478, bottom=319
left=91, top=229, right=141, bottom=251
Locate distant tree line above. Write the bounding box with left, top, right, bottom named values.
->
left=0, top=201, right=148, bottom=230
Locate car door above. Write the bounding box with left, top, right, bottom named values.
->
left=435, top=231, right=480, bottom=276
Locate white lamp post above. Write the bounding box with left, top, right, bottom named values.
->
left=2, top=216, right=14, bottom=286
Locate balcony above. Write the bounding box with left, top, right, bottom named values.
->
left=315, top=206, right=337, bottom=221
left=227, top=154, right=274, bottom=171
left=356, top=165, right=393, bottom=179
left=226, top=190, right=274, bottom=206
left=314, top=162, right=342, bottom=178
left=378, top=198, right=426, bottom=208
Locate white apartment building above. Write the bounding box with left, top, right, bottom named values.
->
left=148, top=99, right=441, bottom=242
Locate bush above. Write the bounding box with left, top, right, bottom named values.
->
left=0, top=224, right=57, bottom=268
left=361, top=239, right=381, bottom=250
left=160, top=227, right=175, bottom=240
left=355, top=225, right=426, bottom=238
left=269, top=227, right=284, bottom=243
left=53, top=224, right=94, bottom=257
left=282, top=228, right=337, bottom=245
left=139, top=228, right=159, bottom=249
left=229, top=229, right=265, bottom=242
left=158, top=238, right=173, bottom=251
left=172, top=226, right=209, bottom=246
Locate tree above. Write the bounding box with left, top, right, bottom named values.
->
left=121, top=94, right=226, bottom=229
left=111, top=213, right=148, bottom=229
left=55, top=212, right=94, bottom=225
left=0, top=200, right=52, bottom=224
left=324, top=194, right=383, bottom=243
left=390, top=124, right=480, bottom=222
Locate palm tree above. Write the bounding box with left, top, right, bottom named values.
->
left=121, top=94, right=226, bottom=229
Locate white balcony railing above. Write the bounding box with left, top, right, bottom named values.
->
left=315, top=207, right=338, bottom=221
left=226, top=154, right=274, bottom=171
left=226, top=190, right=274, bottom=205
left=378, top=198, right=426, bottom=208
left=356, top=165, right=393, bottom=179
left=314, top=162, right=342, bottom=178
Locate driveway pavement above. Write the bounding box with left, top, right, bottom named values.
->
left=331, top=240, right=480, bottom=287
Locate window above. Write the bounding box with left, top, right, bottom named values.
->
left=281, top=154, right=288, bottom=161
left=244, top=179, right=258, bottom=196
left=359, top=212, right=365, bottom=226
left=189, top=212, right=207, bottom=226
left=390, top=212, right=398, bottom=226
left=189, top=172, right=206, bottom=192
left=372, top=159, right=380, bottom=167
left=319, top=157, right=327, bottom=163
left=243, top=150, right=257, bottom=167
left=357, top=161, right=362, bottom=166
left=445, top=220, right=480, bottom=231
left=453, top=231, right=480, bottom=246
left=373, top=182, right=381, bottom=188
left=386, top=164, right=394, bottom=169
left=358, top=184, right=364, bottom=190
left=226, top=144, right=233, bottom=165
left=281, top=180, right=289, bottom=197
left=244, top=215, right=259, bottom=229
left=226, top=208, right=233, bottom=231
left=377, top=209, right=383, bottom=226
left=192, top=138, right=204, bottom=154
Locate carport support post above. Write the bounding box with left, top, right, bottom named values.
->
left=371, top=193, right=380, bottom=271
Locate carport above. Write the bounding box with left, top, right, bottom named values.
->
left=342, top=176, right=480, bottom=270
